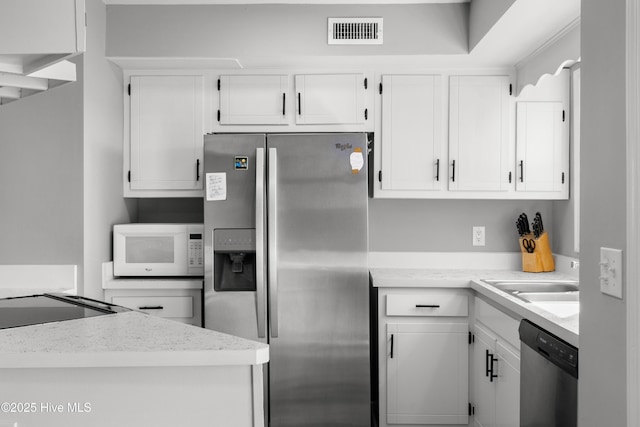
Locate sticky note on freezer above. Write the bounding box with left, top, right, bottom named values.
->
left=206, top=173, right=227, bottom=201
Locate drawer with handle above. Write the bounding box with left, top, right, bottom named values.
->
left=112, top=296, right=194, bottom=319
left=386, top=293, right=468, bottom=317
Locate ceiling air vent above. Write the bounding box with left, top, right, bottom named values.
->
left=328, top=18, right=383, bottom=45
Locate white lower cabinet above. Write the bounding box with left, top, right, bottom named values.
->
left=471, top=298, right=520, bottom=427
left=104, top=287, right=203, bottom=326
left=378, top=289, right=471, bottom=427
left=387, top=322, right=469, bottom=425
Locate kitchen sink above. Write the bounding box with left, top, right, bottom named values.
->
left=516, top=292, right=579, bottom=302
left=481, top=279, right=580, bottom=318
left=482, top=280, right=579, bottom=295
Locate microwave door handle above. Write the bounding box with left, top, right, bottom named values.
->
left=255, top=147, right=267, bottom=339
left=268, top=147, right=279, bottom=338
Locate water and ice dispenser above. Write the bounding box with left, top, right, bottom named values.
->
left=213, top=229, right=256, bottom=292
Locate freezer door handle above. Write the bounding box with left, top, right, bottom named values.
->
left=268, top=147, right=280, bottom=338
left=255, top=147, right=267, bottom=339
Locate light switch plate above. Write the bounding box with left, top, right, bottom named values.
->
left=600, top=247, right=623, bottom=299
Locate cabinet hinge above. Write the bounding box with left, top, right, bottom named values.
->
left=217, top=110, right=221, bottom=122
left=364, top=108, right=368, bottom=120
left=217, top=79, right=221, bottom=91
left=562, top=172, right=566, bottom=184
left=469, top=403, right=475, bottom=416
left=127, top=170, right=131, bottom=182
left=469, top=331, right=475, bottom=344
left=563, top=110, right=566, bottom=122
left=509, top=83, right=513, bottom=96
left=379, top=82, right=383, bottom=95
left=127, top=84, right=131, bottom=96
left=378, top=170, right=382, bottom=182
left=364, top=78, right=368, bottom=89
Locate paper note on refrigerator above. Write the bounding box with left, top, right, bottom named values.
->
left=206, top=173, right=227, bottom=201
left=350, top=148, right=364, bottom=174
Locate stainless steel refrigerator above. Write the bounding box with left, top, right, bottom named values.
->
left=203, top=133, right=370, bottom=427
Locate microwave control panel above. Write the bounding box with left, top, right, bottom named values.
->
left=187, top=226, right=204, bottom=268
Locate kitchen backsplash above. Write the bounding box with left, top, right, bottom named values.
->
left=368, top=198, right=555, bottom=253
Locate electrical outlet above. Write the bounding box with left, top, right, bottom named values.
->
left=600, top=247, right=623, bottom=299
left=473, top=226, right=485, bottom=247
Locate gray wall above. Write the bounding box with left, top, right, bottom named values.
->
left=82, top=0, right=136, bottom=298
left=0, top=59, right=84, bottom=267
left=369, top=199, right=552, bottom=252
left=106, top=4, right=469, bottom=59
left=137, top=198, right=203, bottom=224
left=551, top=65, right=580, bottom=258
left=580, top=0, right=627, bottom=425
left=468, top=0, right=516, bottom=50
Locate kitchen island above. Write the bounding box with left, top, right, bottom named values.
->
left=0, top=311, right=268, bottom=427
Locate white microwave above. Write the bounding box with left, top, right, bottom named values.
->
left=113, top=223, right=204, bottom=277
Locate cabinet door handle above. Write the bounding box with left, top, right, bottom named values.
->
left=519, top=160, right=524, bottom=183
left=390, top=334, right=394, bottom=359
left=485, top=349, right=491, bottom=377
left=435, top=159, right=440, bottom=182
left=282, top=93, right=286, bottom=116
left=415, top=304, right=440, bottom=308
left=139, top=306, right=163, bottom=310
left=489, top=353, right=499, bottom=382
left=451, top=160, right=456, bottom=182
left=196, top=159, right=200, bottom=181
left=298, top=92, right=301, bottom=115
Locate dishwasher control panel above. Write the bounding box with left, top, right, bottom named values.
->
left=537, top=333, right=578, bottom=367
left=519, top=319, right=579, bottom=378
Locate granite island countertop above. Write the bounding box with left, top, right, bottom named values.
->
left=0, top=311, right=269, bottom=369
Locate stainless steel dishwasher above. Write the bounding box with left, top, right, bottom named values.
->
left=519, top=319, right=578, bottom=427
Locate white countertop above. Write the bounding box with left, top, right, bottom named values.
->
left=0, top=311, right=269, bottom=369
left=470, top=278, right=578, bottom=347
left=102, top=261, right=203, bottom=290
left=369, top=252, right=579, bottom=347
left=369, top=268, right=576, bottom=288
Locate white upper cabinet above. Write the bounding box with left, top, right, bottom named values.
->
left=515, top=68, right=570, bottom=199
left=127, top=75, right=204, bottom=197
left=378, top=75, right=444, bottom=195
left=218, top=74, right=289, bottom=125
left=516, top=102, right=567, bottom=193
left=295, top=74, right=366, bottom=124
left=448, top=75, right=511, bottom=192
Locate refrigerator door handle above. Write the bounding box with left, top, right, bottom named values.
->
left=268, top=147, right=279, bottom=338
left=255, top=147, right=267, bottom=339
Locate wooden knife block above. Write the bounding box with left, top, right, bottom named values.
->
left=519, top=232, right=555, bottom=272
